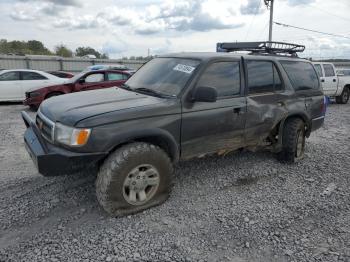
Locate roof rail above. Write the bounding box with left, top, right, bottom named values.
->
left=216, top=41, right=305, bottom=57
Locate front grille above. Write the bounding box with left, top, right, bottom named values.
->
left=36, top=111, right=55, bottom=142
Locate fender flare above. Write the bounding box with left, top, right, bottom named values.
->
left=273, top=112, right=311, bottom=152
left=106, top=128, right=180, bottom=163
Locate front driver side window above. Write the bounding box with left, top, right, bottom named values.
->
left=196, top=61, right=241, bottom=98
left=85, top=73, right=104, bottom=83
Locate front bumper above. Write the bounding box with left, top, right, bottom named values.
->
left=23, top=95, right=43, bottom=107
left=22, top=111, right=106, bottom=176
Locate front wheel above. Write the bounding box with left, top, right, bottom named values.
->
left=96, top=142, right=173, bottom=216
left=277, top=118, right=306, bottom=163
left=335, top=87, right=349, bottom=104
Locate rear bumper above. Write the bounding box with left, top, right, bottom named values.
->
left=311, top=115, right=325, bottom=131
left=22, top=111, right=106, bottom=176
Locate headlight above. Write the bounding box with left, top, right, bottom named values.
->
left=55, top=123, right=91, bottom=146
left=29, top=92, right=41, bottom=98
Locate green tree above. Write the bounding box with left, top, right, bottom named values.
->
left=27, top=40, right=51, bottom=55
left=55, top=44, right=73, bottom=57
left=75, top=46, right=102, bottom=58
left=0, top=39, right=52, bottom=55
left=100, top=53, right=109, bottom=59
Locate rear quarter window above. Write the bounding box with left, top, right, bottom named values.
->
left=280, top=61, right=319, bottom=91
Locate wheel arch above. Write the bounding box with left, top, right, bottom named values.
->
left=273, top=112, right=310, bottom=152
left=103, top=129, right=180, bottom=163
left=45, top=91, right=65, bottom=99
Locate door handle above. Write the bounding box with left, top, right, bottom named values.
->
left=333, top=79, right=336, bottom=82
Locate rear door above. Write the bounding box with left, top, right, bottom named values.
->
left=321, top=63, right=338, bottom=96
left=280, top=61, right=324, bottom=121
left=106, top=71, right=129, bottom=87
left=181, top=59, right=246, bottom=159
left=244, top=59, right=290, bottom=146
left=0, top=71, right=21, bottom=101
left=20, top=71, right=50, bottom=99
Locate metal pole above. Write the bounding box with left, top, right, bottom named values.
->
left=268, top=0, right=274, bottom=41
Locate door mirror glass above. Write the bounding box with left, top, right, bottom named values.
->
left=192, top=86, right=217, bottom=102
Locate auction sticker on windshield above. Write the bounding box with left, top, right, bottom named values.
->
left=173, top=64, right=195, bottom=74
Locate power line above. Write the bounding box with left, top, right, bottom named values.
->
left=274, top=21, right=350, bottom=40
left=244, top=0, right=262, bottom=40
left=257, top=19, right=270, bottom=40
left=310, top=5, right=350, bottom=23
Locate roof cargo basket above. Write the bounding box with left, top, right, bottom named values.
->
left=216, top=41, right=305, bottom=57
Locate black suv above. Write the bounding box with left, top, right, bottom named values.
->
left=22, top=42, right=325, bottom=216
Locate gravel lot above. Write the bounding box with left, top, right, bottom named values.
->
left=0, top=102, right=349, bottom=262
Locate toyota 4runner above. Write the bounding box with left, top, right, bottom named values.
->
left=22, top=42, right=326, bottom=216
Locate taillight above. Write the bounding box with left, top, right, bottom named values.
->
left=321, top=96, right=327, bottom=115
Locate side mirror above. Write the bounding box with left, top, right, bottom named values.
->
left=78, top=78, right=85, bottom=84
left=192, top=86, right=217, bottom=102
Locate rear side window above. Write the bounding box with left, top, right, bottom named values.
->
left=247, top=61, right=282, bottom=94
left=107, top=73, right=125, bottom=81
left=0, top=71, right=20, bottom=81
left=280, top=61, right=319, bottom=90
left=314, top=64, right=323, bottom=77
left=197, top=61, right=240, bottom=98
left=22, top=72, right=47, bottom=80
left=323, top=64, right=335, bottom=77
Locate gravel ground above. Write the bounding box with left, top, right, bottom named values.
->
left=0, top=102, right=349, bottom=262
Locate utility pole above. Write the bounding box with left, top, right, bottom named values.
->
left=264, top=0, right=274, bottom=41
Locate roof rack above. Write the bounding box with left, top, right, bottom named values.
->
left=216, top=41, right=305, bottom=57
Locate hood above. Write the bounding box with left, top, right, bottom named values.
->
left=39, top=87, right=168, bottom=126
left=27, top=79, right=67, bottom=93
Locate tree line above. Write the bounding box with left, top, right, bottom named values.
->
left=0, top=39, right=109, bottom=59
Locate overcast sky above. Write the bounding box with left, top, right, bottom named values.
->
left=1, top=0, right=350, bottom=59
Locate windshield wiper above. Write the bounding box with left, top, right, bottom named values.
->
left=133, top=87, right=173, bottom=98
left=120, top=83, right=132, bottom=90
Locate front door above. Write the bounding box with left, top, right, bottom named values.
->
left=0, top=71, right=21, bottom=101
left=77, top=72, right=108, bottom=91
left=181, top=60, right=246, bottom=159
left=321, top=63, right=338, bottom=96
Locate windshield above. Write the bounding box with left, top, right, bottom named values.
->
left=125, top=57, right=200, bottom=97
left=66, top=71, right=86, bottom=83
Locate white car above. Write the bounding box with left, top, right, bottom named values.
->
left=0, top=69, right=65, bottom=102
left=313, top=63, right=350, bottom=104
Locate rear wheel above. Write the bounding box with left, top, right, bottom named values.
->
left=335, top=87, right=349, bottom=104
left=96, top=142, right=173, bottom=216
left=277, top=118, right=306, bottom=163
